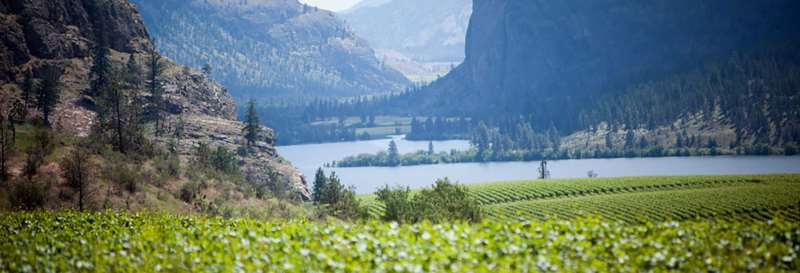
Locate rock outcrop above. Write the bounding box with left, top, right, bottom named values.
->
left=0, top=0, right=309, bottom=199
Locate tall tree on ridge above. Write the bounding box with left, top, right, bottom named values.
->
left=37, top=67, right=62, bottom=127
left=242, top=99, right=261, bottom=148
left=146, top=47, right=164, bottom=137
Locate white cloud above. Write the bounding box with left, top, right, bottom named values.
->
left=298, top=0, right=364, bottom=12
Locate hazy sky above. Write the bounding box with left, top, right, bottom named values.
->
left=298, top=0, right=364, bottom=12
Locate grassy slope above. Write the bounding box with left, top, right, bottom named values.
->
left=361, top=174, right=800, bottom=222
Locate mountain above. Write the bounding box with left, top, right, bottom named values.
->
left=131, top=0, right=408, bottom=99
left=341, top=0, right=471, bottom=82
left=418, top=0, right=800, bottom=122
left=0, top=0, right=310, bottom=207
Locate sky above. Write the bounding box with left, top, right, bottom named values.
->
left=298, top=0, right=364, bottom=12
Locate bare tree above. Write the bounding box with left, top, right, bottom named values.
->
left=537, top=160, right=550, bottom=179
left=62, top=145, right=95, bottom=211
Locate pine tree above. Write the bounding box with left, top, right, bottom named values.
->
left=624, top=130, right=636, bottom=149
left=312, top=168, right=327, bottom=203
left=242, top=99, right=261, bottom=148
left=88, top=45, right=111, bottom=97
left=0, top=117, right=13, bottom=182
left=38, top=67, right=62, bottom=127
left=125, top=54, right=143, bottom=88
left=96, top=71, right=128, bottom=153
left=21, top=70, right=36, bottom=108
left=427, top=141, right=434, bottom=156
left=387, top=140, right=400, bottom=166
left=146, top=47, right=164, bottom=137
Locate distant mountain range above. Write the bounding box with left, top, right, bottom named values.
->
left=341, top=0, right=471, bottom=82
left=131, top=0, right=408, bottom=100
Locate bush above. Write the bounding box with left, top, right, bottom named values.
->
left=375, top=186, right=414, bottom=223
left=316, top=172, right=367, bottom=220
left=9, top=179, right=46, bottom=210
left=375, top=178, right=482, bottom=223
left=179, top=181, right=201, bottom=203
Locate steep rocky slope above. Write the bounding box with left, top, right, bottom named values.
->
left=0, top=0, right=309, bottom=199
left=131, top=0, right=409, bottom=99
left=423, top=0, right=800, bottom=117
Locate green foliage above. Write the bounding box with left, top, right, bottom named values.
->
left=37, top=67, right=61, bottom=126
left=242, top=99, right=261, bottom=147
left=386, top=140, right=399, bottom=166
left=0, top=118, right=13, bottom=182
left=1, top=211, right=798, bottom=272
left=376, top=178, right=482, bottom=223
left=311, top=168, right=326, bottom=203
left=365, top=174, right=800, bottom=223
left=316, top=171, right=366, bottom=220
left=8, top=179, right=46, bottom=210
left=193, top=143, right=239, bottom=176
left=375, top=185, right=413, bottom=223
left=179, top=181, right=200, bottom=203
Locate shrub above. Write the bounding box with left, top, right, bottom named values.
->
left=375, top=178, right=482, bottom=223
left=179, top=181, right=201, bottom=203
left=9, top=178, right=46, bottom=210
left=375, top=186, right=414, bottom=223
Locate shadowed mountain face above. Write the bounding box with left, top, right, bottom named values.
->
left=422, top=0, right=800, bottom=118
left=132, top=0, right=409, bottom=100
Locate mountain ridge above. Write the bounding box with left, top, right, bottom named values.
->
left=132, top=0, right=409, bottom=100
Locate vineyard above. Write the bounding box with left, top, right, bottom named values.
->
left=1, top=211, right=799, bottom=272
left=362, top=174, right=800, bottom=222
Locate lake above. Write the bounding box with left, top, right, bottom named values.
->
left=278, top=136, right=800, bottom=194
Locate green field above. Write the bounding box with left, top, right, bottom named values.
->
left=362, top=174, right=800, bottom=222
left=1, top=210, right=799, bottom=272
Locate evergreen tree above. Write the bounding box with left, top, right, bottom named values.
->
left=37, top=67, right=62, bottom=127
left=624, top=130, right=636, bottom=149
left=146, top=47, right=164, bottom=137
left=125, top=55, right=143, bottom=88
left=242, top=99, right=261, bottom=148
left=21, top=70, right=36, bottom=108
left=0, top=117, right=13, bottom=182
left=312, top=168, right=327, bottom=203
left=202, top=64, right=212, bottom=77
left=88, top=44, right=111, bottom=97
left=387, top=140, right=400, bottom=166
left=96, top=71, right=129, bottom=153
left=427, top=141, right=434, bottom=156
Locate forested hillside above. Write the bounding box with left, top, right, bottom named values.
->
left=364, top=0, right=800, bottom=158
left=132, top=0, right=408, bottom=99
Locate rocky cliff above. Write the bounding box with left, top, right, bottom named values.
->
left=0, top=0, right=309, bottom=199
left=131, top=0, right=409, bottom=99
left=424, top=0, right=800, bottom=117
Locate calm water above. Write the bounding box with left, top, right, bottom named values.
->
left=278, top=136, right=800, bottom=194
